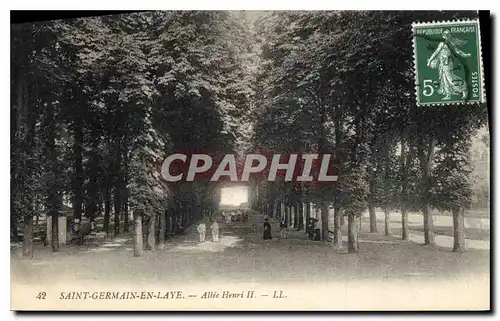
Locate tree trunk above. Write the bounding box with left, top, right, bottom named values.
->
left=51, top=211, right=59, bottom=252
left=11, top=218, right=19, bottom=242
left=304, top=202, right=311, bottom=233
left=401, top=208, right=409, bottom=240
left=104, top=189, right=111, bottom=234
left=133, top=212, right=143, bottom=257
left=321, top=202, right=329, bottom=241
left=73, top=123, right=83, bottom=222
left=182, top=208, right=188, bottom=231
left=400, top=131, right=410, bottom=241
left=423, top=203, right=434, bottom=245
left=369, top=204, right=377, bottom=233
left=347, top=214, right=358, bottom=253
left=297, top=202, right=304, bottom=230
left=293, top=204, right=299, bottom=228
left=146, top=215, right=156, bottom=251
left=384, top=206, right=391, bottom=236
left=114, top=187, right=121, bottom=236
left=123, top=150, right=130, bottom=233
left=113, top=138, right=123, bottom=236
left=419, top=137, right=436, bottom=245
left=22, top=215, right=33, bottom=258
left=332, top=206, right=342, bottom=248
left=158, top=211, right=166, bottom=250
left=123, top=196, right=129, bottom=233
left=452, top=208, right=466, bottom=252
left=87, top=143, right=99, bottom=223
left=47, top=120, right=60, bottom=252
left=168, top=214, right=173, bottom=237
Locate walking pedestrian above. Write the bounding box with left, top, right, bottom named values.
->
left=197, top=221, right=207, bottom=243
left=211, top=219, right=220, bottom=242
left=280, top=220, right=288, bottom=239
left=263, top=218, right=272, bottom=240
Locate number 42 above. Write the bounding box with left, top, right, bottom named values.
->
left=423, top=79, right=435, bottom=97
left=36, top=292, right=46, bottom=300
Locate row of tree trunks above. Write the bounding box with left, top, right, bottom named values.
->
left=133, top=205, right=213, bottom=257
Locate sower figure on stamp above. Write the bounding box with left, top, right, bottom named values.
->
left=211, top=219, right=220, bottom=242
left=427, top=29, right=471, bottom=101
left=197, top=221, right=207, bottom=243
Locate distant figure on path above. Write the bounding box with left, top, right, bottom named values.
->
left=197, top=222, right=207, bottom=243
left=280, top=220, right=288, bottom=239
left=211, top=220, right=220, bottom=242
left=263, top=218, right=272, bottom=240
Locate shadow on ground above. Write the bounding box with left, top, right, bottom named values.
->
left=11, top=212, right=490, bottom=287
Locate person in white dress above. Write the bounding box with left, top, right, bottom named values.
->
left=211, top=220, right=220, bottom=242
left=196, top=222, right=206, bottom=242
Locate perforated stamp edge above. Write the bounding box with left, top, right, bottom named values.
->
left=411, top=19, right=486, bottom=107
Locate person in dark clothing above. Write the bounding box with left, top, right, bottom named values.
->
left=280, top=220, right=289, bottom=239
left=263, top=218, right=272, bottom=240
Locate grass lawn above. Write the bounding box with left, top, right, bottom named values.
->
left=430, top=209, right=490, bottom=218
left=408, top=225, right=490, bottom=241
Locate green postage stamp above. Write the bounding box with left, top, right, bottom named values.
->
left=413, top=19, right=486, bottom=106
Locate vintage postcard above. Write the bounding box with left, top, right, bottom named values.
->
left=10, top=10, right=490, bottom=311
